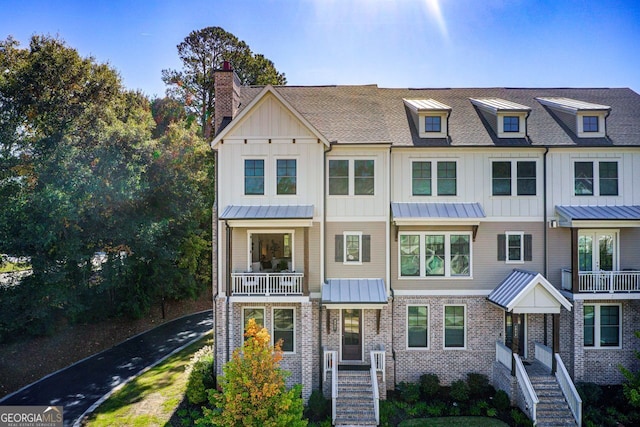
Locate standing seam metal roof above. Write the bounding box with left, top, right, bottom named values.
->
left=555, top=205, right=640, bottom=220
left=391, top=202, right=486, bottom=219
left=321, top=278, right=387, bottom=304
left=487, top=269, right=539, bottom=309
left=219, top=205, right=314, bottom=219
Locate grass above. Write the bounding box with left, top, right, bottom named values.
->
left=399, top=417, right=509, bottom=427
left=0, top=261, right=31, bottom=273
left=83, top=332, right=212, bottom=427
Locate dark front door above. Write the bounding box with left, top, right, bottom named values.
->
left=342, top=309, right=362, bottom=361
left=505, top=312, right=525, bottom=356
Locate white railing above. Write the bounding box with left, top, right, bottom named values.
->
left=231, top=272, right=303, bottom=295
left=514, top=353, right=539, bottom=425
left=372, top=349, right=386, bottom=378
left=496, top=341, right=512, bottom=370
left=370, top=351, right=380, bottom=425
left=561, top=268, right=640, bottom=293
left=534, top=342, right=553, bottom=371
left=555, top=353, right=582, bottom=427
left=323, top=349, right=338, bottom=423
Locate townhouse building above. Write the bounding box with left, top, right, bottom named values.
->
left=211, top=62, right=640, bottom=425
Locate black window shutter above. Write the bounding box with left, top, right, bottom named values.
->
left=497, top=234, right=506, bottom=261
left=335, top=235, right=343, bottom=262
left=362, top=235, right=371, bottom=262
left=524, top=234, right=533, bottom=261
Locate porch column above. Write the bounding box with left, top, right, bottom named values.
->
left=552, top=312, right=560, bottom=374
left=300, top=301, right=313, bottom=401
left=510, top=312, right=519, bottom=376
left=571, top=228, right=579, bottom=294
left=303, top=227, right=309, bottom=295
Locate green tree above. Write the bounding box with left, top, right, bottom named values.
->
left=162, top=26, right=286, bottom=139
left=619, top=330, right=640, bottom=407
left=198, top=319, right=306, bottom=427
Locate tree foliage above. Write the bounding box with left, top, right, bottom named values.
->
left=198, top=319, right=306, bottom=427
left=619, top=330, right=640, bottom=407
left=0, top=35, right=211, bottom=341
left=162, top=26, right=286, bottom=139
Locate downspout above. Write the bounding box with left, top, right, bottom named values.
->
left=320, top=141, right=334, bottom=390
left=543, top=146, right=549, bottom=347
left=225, top=220, right=232, bottom=363
left=212, top=149, right=219, bottom=378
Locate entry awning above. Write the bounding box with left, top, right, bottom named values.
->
left=391, top=202, right=485, bottom=226
left=488, top=269, right=572, bottom=314
left=220, top=205, right=314, bottom=227
left=321, top=278, right=387, bottom=308
left=555, top=205, right=640, bottom=228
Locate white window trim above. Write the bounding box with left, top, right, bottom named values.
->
left=497, top=112, right=527, bottom=138
left=246, top=229, right=295, bottom=272
left=242, top=307, right=265, bottom=338
left=272, top=307, right=296, bottom=354
left=343, top=231, right=362, bottom=265
left=411, top=160, right=433, bottom=197
left=584, top=303, right=622, bottom=350
left=577, top=112, right=606, bottom=138
left=490, top=159, right=538, bottom=197
left=434, top=160, right=458, bottom=197
left=327, top=158, right=376, bottom=197
left=406, top=304, right=430, bottom=350
left=505, top=231, right=525, bottom=264
left=398, top=232, right=473, bottom=279
left=274, top=157, right=298, bottom=196
left=443, top=304, right=467, bottom=350
left=573, top=159, right=620, bottom=197
left=419, top=112, right=448, bottom=138
left=243, top=157, right=266, bottom=196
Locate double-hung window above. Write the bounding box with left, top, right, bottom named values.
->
left=328, top=159, right=375, bottom=196
left=412, top=161, right=432, bottom=196
left=574, top=161, right=618, bottom=196
left=273, top=308, right=295, bottom=353
left=437, top=161, right=456, bottom=196
left=399, top=232, right=471, bottom=278
left=276, top=159, right=296, bottom=195
left=411, top=161, right=456, bottom=196
left=584, top=304, right=621, bottom=348
left=492, top=160, right=536, bottom=196
left=244, top=159, right=264, bottom=195
left=444, top=305, right=466, bottom=348
left=407, top=306, right=429, bottom=349
left=243, top=307, right=265, bottom=340
left=335, top=232, right=370, bottom=264
left=344, top=232, right=361, bottom=263
left=498, top=233, right=532, bottom=263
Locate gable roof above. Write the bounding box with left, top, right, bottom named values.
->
left=488, top=269, right=572, bottom=313
left=230, top=86, right=640, bottom=147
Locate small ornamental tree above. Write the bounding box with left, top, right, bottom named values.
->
left=619, top=330, right=640, bottom=407
left=199, top=318, right=307, bottom=427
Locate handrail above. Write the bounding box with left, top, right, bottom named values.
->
left=555, top=353, right=582, bottom=427
left=561, top=268, right=640, bottom=293
left=323, top=350, right=338, bottom=424
left=370, top=351, right=380, bottom=425
left=496, top=341, right=512, bottom=370
left=514, top=353, right=539, bottom=425
left=231, top=272, right=304, bottom=295
left=534, top=342, right=553, bottom=371
left=371, top=350, right=385, bottom=378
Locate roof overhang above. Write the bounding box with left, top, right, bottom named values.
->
left=488, top=269, right=572, bottom=314
left=555, top=205, right=640, bottom=228
left=220, top=205, right=314, bottom=227
left=321, top=278, right=387, bottom=308
left=211, top=85, right=331, bottom=149
left=391, top=202, right=485, bottom=226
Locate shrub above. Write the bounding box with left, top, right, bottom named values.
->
left=450, top=379, right=470, bottom=403
left=305, top=389, right=330, bottom=422
left=448, top=405, right=461, bottom=416
left=577, top=382, right=603, bottom=406
left=511, top=408, right=534, bottom=426
left=185, top=344, right=215, bottom=405
left=406, top=401, right=428, bottom=417
left=380, top=400, right=406, bottom=427
left=470, top=400, right=490, bottom=416
left=467, top=373, right=494, bottom=398
left=425, top=401, right=447, bottom=417
left=419, top=373, right=440, bottom=398
left=397, top=381, right=421, bottom=404
left=492, top=389, right=510, bottom=411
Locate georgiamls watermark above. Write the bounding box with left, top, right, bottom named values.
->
left=0, top=406, right=63, bottom=427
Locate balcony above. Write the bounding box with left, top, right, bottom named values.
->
left=561, top=268, right=640, bottom=293
left=231, top=272, right=304, bottom=296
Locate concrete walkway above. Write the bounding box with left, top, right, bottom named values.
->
left=0, top=310, right=213, bottom=426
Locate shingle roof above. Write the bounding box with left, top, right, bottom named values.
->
left=321, top=278, right=387, bottom=305
left=236, top=85, right=640, bottom=147
left=220, top=205, right=314, bottom=220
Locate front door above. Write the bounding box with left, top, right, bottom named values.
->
left=342, top=309, right=362, bottom=361
left=505, top=312, right=526, bottom=357
left=578, top=231, right=617, bottom=272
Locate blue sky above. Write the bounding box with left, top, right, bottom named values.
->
left=2, top=0, right=639, bottom=97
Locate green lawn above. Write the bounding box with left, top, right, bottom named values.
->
left=399, top=417, right=509, bottom=427
left=84, top=332, right=212, bottom=427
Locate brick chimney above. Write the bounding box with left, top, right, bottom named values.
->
left=214, top=60, right=241, bottom=137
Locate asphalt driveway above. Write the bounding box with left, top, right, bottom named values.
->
left=0, top=309, right=213, bottom=426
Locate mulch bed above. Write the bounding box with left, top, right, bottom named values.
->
left=0, top=290, right=212, bottom=398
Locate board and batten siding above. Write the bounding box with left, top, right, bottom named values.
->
left=325, top=221, right=387, bottom=279
left=546, top=148, right=640, bottom=218
left=308, top=222, right=322, bottom=293
left=391, top=148, right=545, bottom=220
left=326, top=146, right=389, bottom=220
left=391, top=222, right=545, bottom=293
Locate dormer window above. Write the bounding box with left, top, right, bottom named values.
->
left=536, top=97, right=610, bottom=138
left=469, top=98, right=530, bottom=139
left=403, top=99, right=451, bottom=139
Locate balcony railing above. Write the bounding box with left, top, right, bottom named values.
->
left=231, top=272, right=304, bottom=296
left=561, top=268, right=640, bottom=293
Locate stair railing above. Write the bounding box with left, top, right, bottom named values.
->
left=370, top=351, right=380, bottom=425
left=514, top=353, right=539, bottom=425
left=534, top=341, right=553, bottom=370
left=323, top=349, right=338, bottom=424
left=555, top=353, right=582, bottom=427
